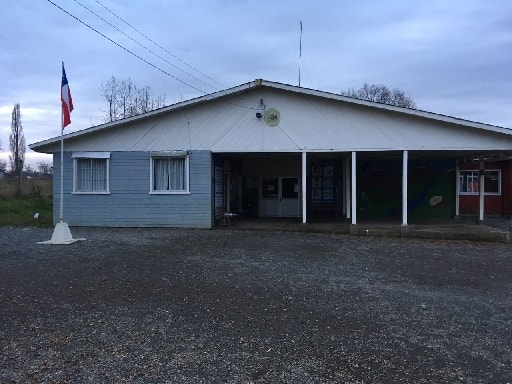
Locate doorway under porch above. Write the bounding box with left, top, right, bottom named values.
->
left=213, top=152, right=348, bottom=224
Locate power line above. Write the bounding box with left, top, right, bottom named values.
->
left=47, top=0, right=262, bottom=114
left=46, top=0, right=207, bottom=94
left=93, top=0, right=225, bottom=89
left=72, top=0, right=218, bottom=92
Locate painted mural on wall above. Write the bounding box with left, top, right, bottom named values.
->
left=357, top=158, right=455, bottom=220
left=408, top=159, right=455, bottom=219
left=311, top=163, right=336, bottom=216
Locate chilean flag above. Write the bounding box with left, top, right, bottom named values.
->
left=61, top=62, right=73, bottom=128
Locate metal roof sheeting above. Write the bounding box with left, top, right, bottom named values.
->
left=30, top=79, right=512, bottom=154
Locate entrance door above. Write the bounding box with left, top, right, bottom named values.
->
left=261, top=177, right=300, bottom=217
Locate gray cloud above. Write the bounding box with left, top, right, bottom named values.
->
left=1, top=0, right=511, bottom=154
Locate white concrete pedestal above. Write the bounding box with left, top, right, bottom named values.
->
left=38, top=221, right=85, bottom=244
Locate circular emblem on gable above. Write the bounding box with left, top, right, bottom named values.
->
left=264, top=108, right=280, bottom=127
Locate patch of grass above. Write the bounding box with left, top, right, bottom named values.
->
left=0, top=196, right=53, bottom=227
left=0, top=177, right=54, bottom=227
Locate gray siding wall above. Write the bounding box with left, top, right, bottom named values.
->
left=53, top=151, right=213, bottom=228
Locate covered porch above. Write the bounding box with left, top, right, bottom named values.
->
left=213, top=149, right=511, bottom=228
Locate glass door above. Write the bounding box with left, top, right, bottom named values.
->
left=260, top=177, right=300, bottom=217
left=261, top=178, right=279, bottom=217
left=280, top=177, right=300, bottom=217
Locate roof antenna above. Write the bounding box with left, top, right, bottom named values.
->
left=298, top=20, right=303, bottom=87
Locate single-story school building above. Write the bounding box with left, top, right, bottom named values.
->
left=30, top=79, right=512, bottom=228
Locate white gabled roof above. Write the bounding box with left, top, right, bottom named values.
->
left=30, top=79, right=512, bottom=154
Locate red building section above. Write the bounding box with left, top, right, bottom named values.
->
left=459, top=161, right=512, bottom=216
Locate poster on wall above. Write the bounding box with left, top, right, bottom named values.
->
left=311, top=163, right=335, bottom=215
left=311, top=164, right=335, bottom=203
left=312, top=189, right=322, bottom=202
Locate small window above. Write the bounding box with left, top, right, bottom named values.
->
left=459, top=170, right=501, bottom=195
left=150, top=152, right=189, bottom=193
left=72, top=152, right=110, bottom=194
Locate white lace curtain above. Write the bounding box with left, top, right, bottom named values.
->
left=76, top=158, right=107, bottom=191
left=153, top=157, right=185, bottom=191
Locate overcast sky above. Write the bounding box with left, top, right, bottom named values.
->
left=1, top=0, right=511, bottom=166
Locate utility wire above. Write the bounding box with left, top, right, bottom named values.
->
left=93, top=0, right=225, bottom=89
left=46, top=0, right=207, bottom=94
left=72, top=0, right=217, bottom=91
left=48, top=0, right=261, bottom=113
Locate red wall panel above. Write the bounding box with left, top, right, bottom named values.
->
left=459, top=161, right=511, bottom=216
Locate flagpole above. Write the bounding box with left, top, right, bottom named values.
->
left=298, top=20, right=302, bottom=87
left=38, top=61, right=84, bottom=244
left=60, top=109, right=64, bottom=222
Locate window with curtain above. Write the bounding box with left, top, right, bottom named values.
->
left=151, top=155, right=189, bottom=193
left=459, top=170, right=501, bottom=195
left=74, top=157, right=109, bottom=193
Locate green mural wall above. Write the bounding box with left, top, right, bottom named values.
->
left=356, top=158, right=455, bottom=220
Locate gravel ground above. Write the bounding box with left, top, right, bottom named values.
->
left=1, top=226, right=511, bottom=383
left=462, top=216, right=512, bottom=232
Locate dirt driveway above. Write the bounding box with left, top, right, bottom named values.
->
left=1, top=227, right=511, bottom=383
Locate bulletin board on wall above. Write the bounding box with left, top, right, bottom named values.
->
left=311, top=163, right=336, bottom=216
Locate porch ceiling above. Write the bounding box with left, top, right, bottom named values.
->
left=216, top=149, right=512, bottom=162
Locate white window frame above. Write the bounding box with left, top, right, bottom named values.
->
left=459, top=169, right=501, bottom=195
left=72, top=152, right=111, bottom=194
left=150, top=151, right=190, bottom=194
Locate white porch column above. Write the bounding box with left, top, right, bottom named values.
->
left=479, top=159, right=485, bottom=222
left=351, top=151, right=357, bottom=225
left=302, top=151, right=307, bottom=224
left=344, top=157, right=350, bottom=219
left=402, top=150, right=408, bottom=226
left=455, top=161, right=460, bottom=217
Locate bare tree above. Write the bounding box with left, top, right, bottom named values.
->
left=9, top=103, right=26, bottom=197
left=119, top=78, right=134, bottom=119
left=101, top=76, right=166, bottom=123
left=0, top=139, right=5, bottom=175
left=24, top=163, right=33, bottom=175
left=37, top=160, right=53, bottom=176
left=101, top=76, right=120, bottom=122
left=341, top=83, right=416, bottom=109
